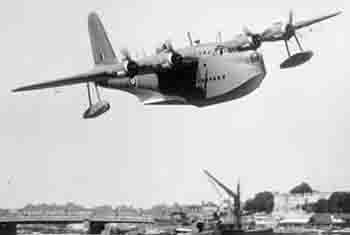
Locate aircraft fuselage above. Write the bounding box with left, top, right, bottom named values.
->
left=99, top=48, right=266, bottom=106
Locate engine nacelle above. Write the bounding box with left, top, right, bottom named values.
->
left=123, top=60, right=138, bottom=77
left=155, top=42, right=168, bottom=54
left=168, top=52, right=183, bottom=66
left=155, top=52, right=183, bottom=69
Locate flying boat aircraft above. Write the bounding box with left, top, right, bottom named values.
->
left=12, top=10, right=341, bottom=119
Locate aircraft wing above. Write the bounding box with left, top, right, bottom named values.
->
left=216, top=34, right=251, bottom=50
left=294, top=11, right=342, bottom=30
left=12, top=70, right=112, bottom=92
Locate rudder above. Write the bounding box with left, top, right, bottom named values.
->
left=88, top=12, right=117, bottom=65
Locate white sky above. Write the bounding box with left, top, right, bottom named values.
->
left=0, top=0, right=349, bottom=209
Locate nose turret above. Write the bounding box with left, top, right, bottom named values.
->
left=228, top=51, right=266, bottom=99
left=244, top=51, right=266, bottom=79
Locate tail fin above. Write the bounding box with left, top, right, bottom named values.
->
left=88, top=12, right=118, bottom=65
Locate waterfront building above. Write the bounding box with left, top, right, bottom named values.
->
left=272, top=192, right=332, bottom=216
left=116, top=205, right=140, bottom=216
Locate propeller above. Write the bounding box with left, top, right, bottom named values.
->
left=158, top=40, right=183, bottom=66
left=289, top=9, right=293, bottom=25
left=242, top=10, right=298, bottom=46
left=120, top=48, right=133, bottom=61
left=243, top=10, right=305, bottom=53
left=163, top=40, right=175, bottom=51
left=285, top=10, right=297, bottom=40
left=120, top=48, right=138, bottom=77
left=242, top=26, right=263, bottom=50
left=241, top=10, right=340, bottom=68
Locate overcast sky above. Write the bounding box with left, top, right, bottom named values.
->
left=0, top=0, right=349, bottom=209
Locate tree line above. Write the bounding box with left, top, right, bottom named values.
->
left=242, top=182, right=350, bottom=214
left=310, top=192, right=350, bottom=213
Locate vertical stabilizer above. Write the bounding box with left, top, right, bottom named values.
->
left=88, top=12, right=117, bottom=65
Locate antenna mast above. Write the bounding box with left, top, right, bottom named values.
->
left=187, top=32, right=193, bottom=47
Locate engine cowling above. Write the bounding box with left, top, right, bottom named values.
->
left=155, top=52, right=183, bottom=69
left=123, top=60, right=138, bottom=77
left=168, top=52, right=183, bottom=66
left=155, top=41, right=183, bottom=67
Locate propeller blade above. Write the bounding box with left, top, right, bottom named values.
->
left=242, top=26, right=254, bottom=36
left=289, top=9, right=294, bottom=25
left=120, top=48, right=132, bottom=61
left=164, top=40, right=174, bottom=51
left=260, top=23, right=284, bottom=40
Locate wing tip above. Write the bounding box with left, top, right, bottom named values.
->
left=12, top=85, right=37, bottom=92
left=12, top=87, right=23, bottom=92
left=332, top=10, right=343, bottom=17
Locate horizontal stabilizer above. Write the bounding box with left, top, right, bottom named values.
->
left=12, top=71, right=109, bottom=92
left=294, top=11, right=342, bottom=30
